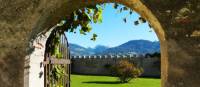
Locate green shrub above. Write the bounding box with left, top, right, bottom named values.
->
left=111, top=60, right=143, bottom=83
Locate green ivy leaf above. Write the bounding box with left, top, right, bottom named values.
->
left=148, top=23, right=152, bottom=28
left=139, top=17, right=146, bottom=23
left=113, top=3, right=119, bottom=9
left=123, top=18, right=127, bottom=23
left=87, top=8, right=93, bottom=14
left=93, top=7, right=103, bottom=23
left=80, top=29, right=87, bottom=35
left=86, top=24, right=92, bottom=32
left=134, top=21, right=139, bottom=25
left=129, top=11, right=133, bottom=15
left=120, top=8, right=123, bottom=13
left=91, top=33, right=98, bottom=41
left=123, top=7, right=128, bottom=11
left=83, top=12, right=92, bottom=22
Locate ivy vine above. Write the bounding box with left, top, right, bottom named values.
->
left=57, top=3, right=150, bottom=41
left=48, top=3, right=151, bottom=87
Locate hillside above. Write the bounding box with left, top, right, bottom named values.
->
left=69, top=40, right=160, bottom=56
left=69, top=44, right=109, bottom=56
left=99, top=40, right=160, bottom=55
left=69, top=43, right=95, bottom=56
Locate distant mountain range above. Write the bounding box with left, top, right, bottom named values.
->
left=69, top=40, right=160, bottom=56
left=69, top=44, right=109, bottom=56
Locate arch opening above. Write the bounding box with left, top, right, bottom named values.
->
left=68, top=3, right=162, bottom=87
left=25, top=0, right=167, bottom=87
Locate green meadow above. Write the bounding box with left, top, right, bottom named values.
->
left=71, top=74, right=160, bottom=87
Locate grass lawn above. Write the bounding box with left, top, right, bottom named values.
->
left=71, top=74, right=160, bottom=87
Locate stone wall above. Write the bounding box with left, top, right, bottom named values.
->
left=71, top=55, right=160, bottom=77
left=1, top=0, right=200, bottom=87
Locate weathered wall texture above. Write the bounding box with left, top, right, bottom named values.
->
left=0, top=0, right=199, bottom=87
left=0, top=0, right=73, bottom=87
left=71, top=56, right=160, bottom=77
left=24, top=26, right=56, bottom=87
left=142, top=1, right=200, bottom=87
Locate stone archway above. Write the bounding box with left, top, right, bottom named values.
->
left=24, top=25, right=57, bottom=87
left=0, top=0, right=199, bottom=87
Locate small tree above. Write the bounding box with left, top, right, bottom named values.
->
left=112, top=60, right=143, bottom=83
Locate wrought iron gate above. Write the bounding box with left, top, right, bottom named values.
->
left=44, top=28, right=71, bottom=87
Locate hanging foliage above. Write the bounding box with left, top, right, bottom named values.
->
left=47, top=3, right=151, bottom=87
left=56, top=3, right=150, bottom=41
left=57, top=4, right=104, bottom=41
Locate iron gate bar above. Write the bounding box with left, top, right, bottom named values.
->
left=43, top=57, right=71, bottom=64
left=63, top=32, right=71, bottom=87
left=44, top=27, right=71, bottom=87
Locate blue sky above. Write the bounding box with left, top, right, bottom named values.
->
left=66, top=4, right=158, bottom=48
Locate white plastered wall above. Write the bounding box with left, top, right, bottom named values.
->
left=24, top=26, right=57, bottom=87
